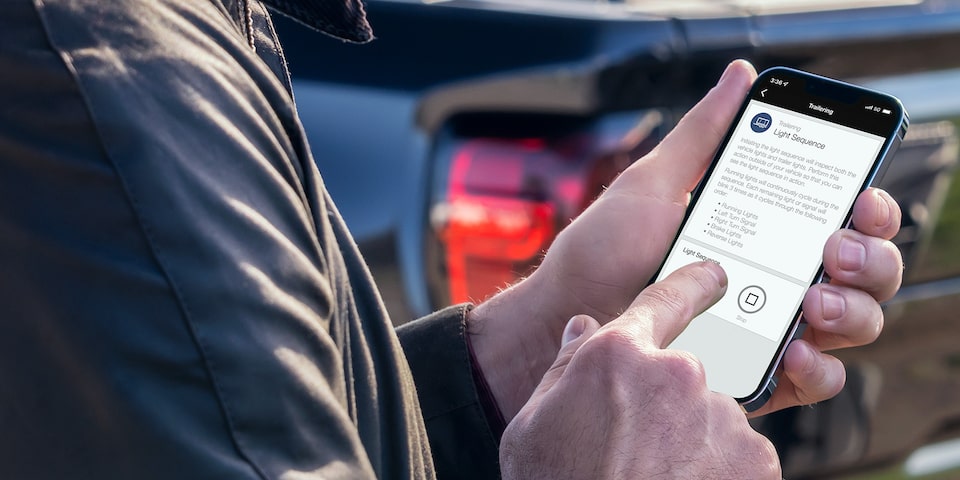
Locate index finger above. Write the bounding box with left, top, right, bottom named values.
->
left=619, top=261, right=728, bottom=348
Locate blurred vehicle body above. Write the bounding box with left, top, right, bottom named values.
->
left=275, top=1, right=960, bottom=477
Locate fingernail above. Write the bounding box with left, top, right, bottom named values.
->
left=703, top=261, right=728, bottom=289
left=562, top=315, right=588, bottom=347
left=838, top=235, right=866, bottom=272
left=820, top=287, right=846, bottom=322
left=875, top=190, right=891, bottom=228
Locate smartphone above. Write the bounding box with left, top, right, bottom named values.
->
left=654, top=66, right=908, bottom=411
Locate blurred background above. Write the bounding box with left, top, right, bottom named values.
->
left=274, top=1, right=960, bottom=477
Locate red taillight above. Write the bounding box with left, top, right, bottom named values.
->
left=432, top=114, right=662, bottom=305
left=433, top=139, right=580, bottom=304
left=438, top=195, right=555, bottom=303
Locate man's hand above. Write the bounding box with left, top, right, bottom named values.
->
left=500, top=262, right=782, bottom=479
left=468, top=59, right=903, bottom=421
left=752, top=186, right=901, bottom=416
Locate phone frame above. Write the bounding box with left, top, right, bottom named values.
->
left=656, top=66, right=908, bottom=411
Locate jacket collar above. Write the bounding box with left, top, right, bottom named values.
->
left=263, top=0, right=373, bottom=43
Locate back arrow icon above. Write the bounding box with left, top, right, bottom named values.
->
left=761, top=88, right=768, bottom=97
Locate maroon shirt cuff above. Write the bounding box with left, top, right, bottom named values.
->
left=466, top=326, right=508, bottom=439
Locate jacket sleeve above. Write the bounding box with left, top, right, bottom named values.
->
left=396, top=305, right=503, bottom=479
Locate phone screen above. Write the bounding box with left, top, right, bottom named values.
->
left=656, top=67, right=906, bottom=404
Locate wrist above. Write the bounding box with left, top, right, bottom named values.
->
left=466, top=268, right=565, bottom=421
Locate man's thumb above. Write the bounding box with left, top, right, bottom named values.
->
left=561, top=314, right=599, bottom=348
left=558, top=315, right=600, bottom=346
left=528, top=315, right=602, bottom=404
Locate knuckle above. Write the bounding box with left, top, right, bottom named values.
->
left=756, top=437, right=783, bottom=478
left=795, top=355, right=845, bottom=405
left=726, top=421, right=781, bottom=478
left=747, top=445, right=783, bottom=479
left=586, top=327, right=629, bottom=349
left=575, top=328, right=639, bottom=370
left=660, top=350, right=708, bottom=390
left=639, top=283, right=690, bottom=320
left=699, top=396, right=782, bottom=479
left=574, top=329, right=649, bottom=398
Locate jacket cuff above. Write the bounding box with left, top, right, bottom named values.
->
left=397, top=304, right=501, bottom=479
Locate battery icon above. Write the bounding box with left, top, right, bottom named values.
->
left=881, top=108, right=892, bottom=115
